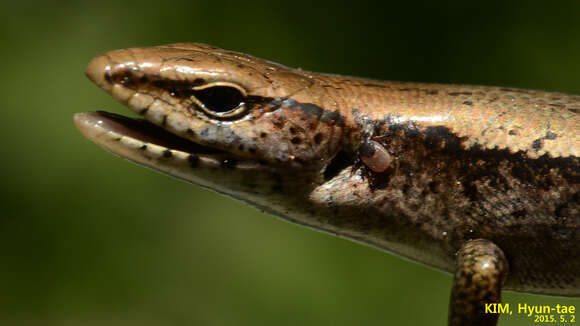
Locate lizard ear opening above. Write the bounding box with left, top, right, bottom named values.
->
left=190, top=82, right=249, bottom=120
left=323, top=150, right=355, bottom=181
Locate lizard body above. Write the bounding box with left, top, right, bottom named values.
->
left=75, top=43, right=579, bottom=325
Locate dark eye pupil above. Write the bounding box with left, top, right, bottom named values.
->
left=193, top=86, right=244, bottom=113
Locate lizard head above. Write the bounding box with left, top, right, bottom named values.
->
left=75, top=43, right=352, bottom=211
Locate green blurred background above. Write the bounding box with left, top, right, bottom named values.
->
left=1, top=1, right=578, bottom=325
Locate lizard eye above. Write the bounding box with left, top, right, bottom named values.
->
left=190, top=83, right=248, bottom=119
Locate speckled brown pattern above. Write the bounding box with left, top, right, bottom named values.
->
left=449, top=239, right=508, bottom=326
left=76, top=43, right=579, bottom=326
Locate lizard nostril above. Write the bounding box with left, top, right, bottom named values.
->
left=110, top=71, right=138, bottom=87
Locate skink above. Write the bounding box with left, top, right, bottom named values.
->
left=74, top=43, right=579, bottom=325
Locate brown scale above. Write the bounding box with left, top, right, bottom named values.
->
left=78, top=43, right=580, bottom=326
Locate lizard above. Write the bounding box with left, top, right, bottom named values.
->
left=74, top=43, right=579, bottom=325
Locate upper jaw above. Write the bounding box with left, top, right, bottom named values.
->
left=80, top=53, right=260, bottom=170
left=85, top=51, right=186, bottom=127
left=83, top=49, right=234, bottom=158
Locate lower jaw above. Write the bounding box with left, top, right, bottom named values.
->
left=73, top=111, right=263, bottom=173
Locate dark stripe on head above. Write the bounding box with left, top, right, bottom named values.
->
left=280, top=98, right=346, bottom=126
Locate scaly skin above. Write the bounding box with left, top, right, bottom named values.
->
left=74, top=43, right=579, bottom=325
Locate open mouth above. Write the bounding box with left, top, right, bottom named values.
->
left=73, top=109, right=262, bottom=174
left=76, top=48, right=263, bottom=168
left=75, top=52, right=254, bottom=169
left=82, top=111, right=225, bottom=155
